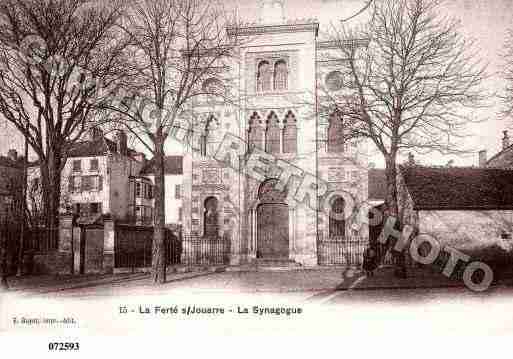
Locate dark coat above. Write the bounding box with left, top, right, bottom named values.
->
left=362, top=248, right=377, bottom=271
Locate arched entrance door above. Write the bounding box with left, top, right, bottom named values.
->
left=257, top=179, right=289, bottom=259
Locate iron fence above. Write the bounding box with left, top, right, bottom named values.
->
left=114, top=226, right=181, bottom=269
left=181, top=235, right=230, bottom=266
left=317, top=234, right=367, bottom=266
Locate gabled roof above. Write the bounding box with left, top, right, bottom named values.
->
left=399, top=165, right=513, bottom=210
left=140, top=156, right=183, bottom=175
left=368, top=168, right=387, bottom=201
left=67, top=137, right=137, bottom=158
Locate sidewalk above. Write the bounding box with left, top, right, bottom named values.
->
left=3, top=267, right=224, bottom=294
left=334, top=265, right=513, bottom=291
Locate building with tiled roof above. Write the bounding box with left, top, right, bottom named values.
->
left=27, top=129, right=153, bottom=225
left=395, top=164, right=513, bottom=263
left=0, top=150, right=23, bottom=222
left=140, top=156, right=183, bottom=226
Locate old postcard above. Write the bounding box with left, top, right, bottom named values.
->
left=1, top=0, right=513, bottom=357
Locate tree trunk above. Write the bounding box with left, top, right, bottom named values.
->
left=40, top=150, right=62, bottom=251
left=385, top=153, right=407, bottom=278
left=151, top=135, right=167, bottom=284
left=384, top=154, right=399, bottom=218
left=0, top=222, right=9, bottom=291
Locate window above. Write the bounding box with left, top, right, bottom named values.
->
left=90, top=158, right=99, bottom=171
left=204, top=196, right=219, bottom=237
left=90, top=202, right=102, bottom=214
left=202, top=78, right=223, bottom=95
left=175, top=184, right=181, bottom=199
left=81, top=176, right=92, bottom=191
left=282, top=111, right=297, bottom=153
left=248, top=112, right=264, bottom=151
left=325, top=71, right=344, bottom=91
left=136, top=206, right=141, bottom=214
left=329, top=196, right=345, bottom=239
left=148, top=185, right=153, bottom=199
left=327, top=111, right=344, bottom=153
left=178, top=207, right=183, bottom=222
left=136, top=182, right=141, bottom=197
left=257, top=60, right=272, bottom=92
left=273, top=60, right=288, bottom=90
left=72, top=159, right=81, bottom=172
left=70, top=176, right=81, bottom=192
left=265, top=112, right=280, bottom=154
left=78, top=175, right=102, bottom=192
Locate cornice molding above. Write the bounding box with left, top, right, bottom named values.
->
left=316, top=39, right=369, bottom=50
left=227, top=22, right=319, bottom=37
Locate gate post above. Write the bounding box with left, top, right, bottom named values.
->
left=103, top=217, right=115, bottom=274
left=58, top=215, right=74, bottom=275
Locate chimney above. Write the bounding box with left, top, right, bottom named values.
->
left=407, top=152, right=415, bottom=166
left=478, top=150, right=487, bottom=167
left=7, top=149, right=17, bottom=162
left=503, top=130, right=510, bottom=150
left=116, top=130, right=127, bottom=156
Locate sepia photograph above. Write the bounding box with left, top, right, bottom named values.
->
left=0, top=0, right=512, bottom=357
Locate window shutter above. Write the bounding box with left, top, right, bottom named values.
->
left=98, top=176, right=103, bottom=191
left=68, top=176, right=74, bottom=192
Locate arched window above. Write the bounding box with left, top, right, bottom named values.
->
left=202, top=78, right=223, bottom=94
left=199, top=115, right=215, bottom=156
left=265, top=112, right=280, bottom=154
left=257, top=60, right=272, bottom=92
left=329, top=196, right=345, bottom=239
left=325, top=71, right=344, bottom=91
left=327, top=111, right=344, bottom=153
left=204, top=196, right=219, bottom=237
left=248, top=112, right=264, bottom=151
left=282, top=111, right=297, bottom=153
left=273, top=59, right=288, bottom=91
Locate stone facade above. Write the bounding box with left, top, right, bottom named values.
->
left=182, top=10, right=370, bottom=267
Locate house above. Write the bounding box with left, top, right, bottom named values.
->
left=485, top=130, right=513, bottom=168
left=27, top=128, right=153, bottom=224
left=395, top=165, right=513, bottom=268
left=140, top=155, right=183, bottom=227
left=0, top=150, right=23, bottom=223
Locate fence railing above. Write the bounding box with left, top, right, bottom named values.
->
left=317, top=234, right=367, bottom=266
left=114, top=228, right=229, bottom=269
left=114, top=226, right=180, bottom=269
left=180, top=235, right=230, bottom=266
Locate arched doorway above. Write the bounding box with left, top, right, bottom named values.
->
left=204, top=196, right=219, bottom=237
left=256, top=179, right=289, bottom=259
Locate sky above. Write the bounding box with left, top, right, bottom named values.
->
left=1, top=0, right=512, bottom=168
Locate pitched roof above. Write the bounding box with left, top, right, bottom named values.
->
left=140, top=156, right=183, bottom=175
left=368, top=168, right=387, bottom=201
left=67, top=137, right=116, bottom=157
left=399, top=165, right=513, bottom=210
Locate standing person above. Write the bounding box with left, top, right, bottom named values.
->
left=362, top=247, right=377, bottom=277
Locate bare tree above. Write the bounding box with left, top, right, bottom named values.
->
left=105, top=0, right=240, bottom=284
left=502, top=28, right=513, bottom=117
left=324, top=0, right=487, bottom=218
left=0, top=0, right=129, bottom=245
